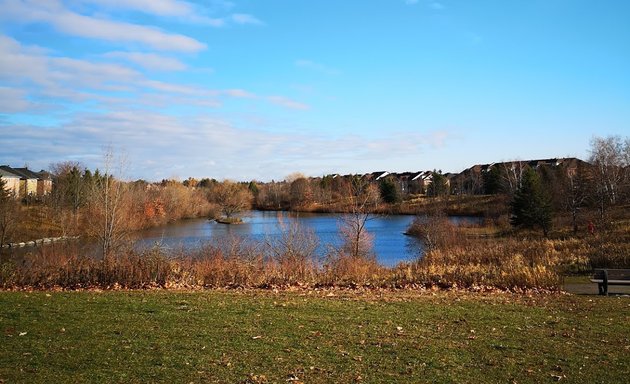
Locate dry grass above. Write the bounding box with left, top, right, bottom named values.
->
left=404, top=238, right=581, bottom=290
left=400, top=211, right=629, bottom=290
left=2, top=213, right=628, bottom=291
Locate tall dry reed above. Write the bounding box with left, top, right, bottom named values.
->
left=1, top=219, right=626, bottom=291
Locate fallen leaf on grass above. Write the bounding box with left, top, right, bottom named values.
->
left=286, top=374, right=302, bottom=382
left=246, top=374, right=268, bottom=384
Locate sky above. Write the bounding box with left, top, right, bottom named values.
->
left=1, top=0, right=629, bottom=181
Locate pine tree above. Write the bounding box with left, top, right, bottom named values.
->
left=510, top=168, right=553, bottom=236
left=0, top=176, right=19, bottom=247
left=427, top=171, right=449, bottom=197
left=483, top=166, right=502, bottom=194
left=0, top=176, right=10, bottom=201
left=379, top=177, right=401, bottom=204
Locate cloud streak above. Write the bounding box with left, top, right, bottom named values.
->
left=267, top=96, right=310, bottom=111
left=2, top=1, right=438, bottom=181
left=0, top=34, right=306, bottom=113
left=102, top=51, right=188, bottom=71
left=231, top=13, right=264, bottom=25
left=1, top=0, right=206, bottom=52
left=1, top=109, right=450, bottom=181
left=79, top=0, right=254, bottom=27
left=82, top=0, right=195, bottom=17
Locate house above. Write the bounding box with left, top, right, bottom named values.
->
left=0, top=167, right=21, bottom=197
left=12, top=168, right=39, bottom=197
left=0, top=165, right=52, bottom=198
left=390, top=171, right=426, bottom=195
left=35, top=170, right=53, bottom=196
left=452, top=157, right=590, bottom=195
left=363, top=171, right=390, bottom=182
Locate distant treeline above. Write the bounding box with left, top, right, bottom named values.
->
left=1, top=135, right=628, bottom=247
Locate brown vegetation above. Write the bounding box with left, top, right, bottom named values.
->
left=2, top=209, right=627, bottom=291
left=1, top=136, right=628, bottom=292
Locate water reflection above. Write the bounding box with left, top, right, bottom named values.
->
left=4, top=212, right=480, bottom=267
left=133, top=211, right=424, bottom=267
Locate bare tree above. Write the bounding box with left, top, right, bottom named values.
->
left=210, top=181, right=252, bottom=220
left=589, top=135, right=629, bottom=218
left=48, top=161, right=90, bottom=235
left=266, top=220, right=319, bottom=283
left=255, top=181, right=288, bottom=210
left=338, top=176, right=380, bottom=259
left=501, top=160, right=525, bottom=196
left=87, top=148, right=131, bottom=259
left=562, top=164, right=591, bottom=233
left=289, top=176, right=313, bottom=209
left=49, top=161, right=86, bottom=213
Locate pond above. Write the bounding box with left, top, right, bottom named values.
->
left=132, top=211, right=478, bottom=267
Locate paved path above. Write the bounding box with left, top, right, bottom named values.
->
left=563, top=282, right=630, bottom=296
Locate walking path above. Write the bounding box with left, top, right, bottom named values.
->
left=563, top=278, right=630, bottom=296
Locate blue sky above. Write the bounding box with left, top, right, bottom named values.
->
left=1, top=0, right=628, bottom=181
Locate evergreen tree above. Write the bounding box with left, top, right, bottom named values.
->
left=248, top=181, right=259, bottom=196
left=379, top=176, right=402, bottom=204
left=0, top=176, right=10, bottom=201
left=427, top=171, right=449, bottom=197
left=483, top=166, right=502, bottom=194
left=510, top=168, right=553, bottom=236
left=0, top=176, right=19, bottom=247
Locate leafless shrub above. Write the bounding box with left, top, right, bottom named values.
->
left=265, top=221, right=320, bottom=285
left=322, top=250, right=383, bottom=287
left=406, top=212, right=468, bottom=251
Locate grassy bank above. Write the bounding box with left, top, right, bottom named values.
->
left=1, top=290, right=628, bottom=383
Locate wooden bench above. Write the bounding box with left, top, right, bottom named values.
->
left=591, top=269, right=630, bottom=295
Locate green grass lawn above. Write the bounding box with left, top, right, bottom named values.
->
left=1, top=290, right=629, bottom=383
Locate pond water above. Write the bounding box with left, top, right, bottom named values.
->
left=132, top=211, right=478, bottom=267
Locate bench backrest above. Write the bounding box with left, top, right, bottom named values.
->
left=593, top=269, right=630, bottom=281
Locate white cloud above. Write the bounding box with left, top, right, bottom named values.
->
left=295, top=59, right=340, bottom=76
left=51, top=57, right=139, bottom=82
left=0, top=87, right=33, bottom=112
left=0, top=32, right=312, bottom=130
left=103, top=51, right=187, bottom=71
left=1, top=109, right=450, bottom=181
left=0, top=35, right=51, bottom=87
left=0, top=0, right=206, bottom=52
left=267, top=96, right=309, bottom=111
left=231, top=13, right=263, bottom=25
left=223, top=89, right=256, bottom=98
left=82, top=0, right=195, bottom=17
left=82, top=1, right=264, bottom=27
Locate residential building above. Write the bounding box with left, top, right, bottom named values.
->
left=0, top=165, right=52, bottom=198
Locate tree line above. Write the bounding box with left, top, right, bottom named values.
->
left=506, top=136, right=629, bottom=236
left=1, top=135, right=628, bottom=251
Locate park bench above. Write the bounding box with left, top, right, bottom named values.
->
left=591, top=269, right=630, bottom=295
